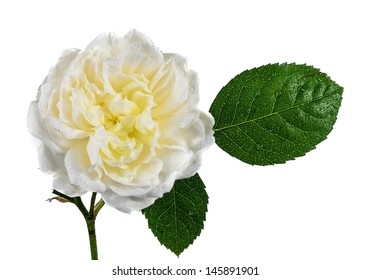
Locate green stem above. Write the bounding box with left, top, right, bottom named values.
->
left=89, top=192, right=97, bottom=215
left=73, top=196, right=98, bottom=260
left=52, top=190, right=104, bottom=260
left=73, top=196, right=89, bottom=216
left=52, top=189, right=74, bottom=203
left=85, top=214, right=98, bottom=260
left=93, top=199, right=105, bottom=219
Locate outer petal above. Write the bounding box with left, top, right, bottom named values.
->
left=53, top=172, right=87, bottom=197
left=144, top=169, right=178, bottom=199
left=64, top=143, right=107, bottom=193
left=178, top=112, right=215, bottom=179
left=121, top=30, right=165, bottom=75
left=45, top=48, right=81, bottom=85
left=28, top=101, right=64, bottom=153
left=38, top=48, right=80, bottom=116
left=151, top=55, right=196, bottom=118
left=102, top=188, right=156, bottom=213
left=37, top=144, right=86, bottom=197
left=157, top=145, right=193, bottom=176
left=37, top=144, right=64, bottom=173
left=197, top=111, right=215, bottom=150
left=102, top=177, right=153, bottom=197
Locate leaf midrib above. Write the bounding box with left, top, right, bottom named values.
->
left=173, top=186, right=180, bottom=254
left=213, top=95, right=327, bottom=132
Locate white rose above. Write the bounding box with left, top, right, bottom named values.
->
left=28, top=30, right=214, bottom=213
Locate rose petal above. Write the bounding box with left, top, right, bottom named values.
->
left=121, top=30, right=164, bottom=76
left=102, top=188, right=156, bottom=213
left=86, top=126, right=107, bottom=172
left=102, top=176, right=152, bottom=197
left=198, top=111, right=215, bottom=149
left=53, top=172, right=87, bottom=197
left=49, top=117, right=89, bottom=139
left=65, top=143, right=106, bottom=193
left=37, top=144, right=64, bottom=173
left=28, top=101, right=65, bottom=153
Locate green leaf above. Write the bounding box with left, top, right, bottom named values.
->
left=210, top=63, right=343, bottom=165
left=142, top=173, right=208, bottom=256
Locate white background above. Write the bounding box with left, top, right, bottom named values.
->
left=0, top=0, right=370, bottom=279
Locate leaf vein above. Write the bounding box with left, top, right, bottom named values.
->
left=245, top=72, right=277, bottom=121
left=214, top=95, right=329, bottom=132
left=231, top=76, right=250, bottom=124
left=253, top=120, right=296, bottom=146
left=217, top=130, right=261, bottom=161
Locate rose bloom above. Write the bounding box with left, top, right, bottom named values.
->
left=28, top=30, right=214, bottom=213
